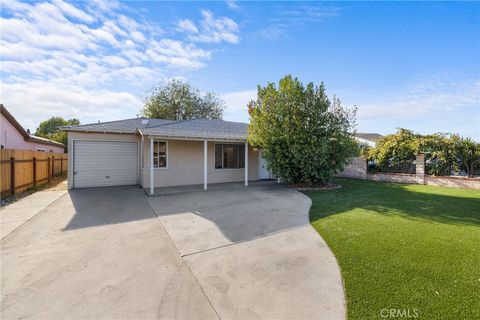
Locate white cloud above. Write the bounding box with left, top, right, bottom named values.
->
left=0, top=1, right=240, bottom=130
left=357, top=76, right=480, bottom=119
left=225, top=0, right=240, bottom=11
left=1, top=81, right=142, bottom=131
left=103, top=55, right=130, bottom=67
left=146, top=39, right=211, bottom=69
left=280, top=5, right=340, bottom=23
left=260, top=24, right=287, bottom=41
left=52, top=0, right=95, bottom=23
left=220, top=89, right=257, bottom=123
left=177, top=19, right=198, bottom=34
left=177, top=10, right=240, bottom=44
left=261, top=4, right=340, bottom=40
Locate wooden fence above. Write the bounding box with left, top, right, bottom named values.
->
left=0, top=149, right=68, bottom=196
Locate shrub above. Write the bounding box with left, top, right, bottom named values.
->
left=248, top=75, right=358, bottom=185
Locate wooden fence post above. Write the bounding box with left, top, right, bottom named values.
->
left=10, top=157, right=15, bottom=195
left=47, top=157, right=51, bottom=183
left=52, top=155, right=55, bottom=176
left=60, top=157, right=63, bottom=174
left=33, top=157, right=37, bottom=187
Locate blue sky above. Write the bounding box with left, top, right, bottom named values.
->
left=1, top=0, right=479, bottom=139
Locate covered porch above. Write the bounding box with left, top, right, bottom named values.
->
left=144, top=137, right=251, bottom=195
left=137, top=119, right=263, bottom=193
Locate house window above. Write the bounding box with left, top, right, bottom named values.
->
left=215, top=144, right=245, bottom=169
left=153, top=141, right=167, bottom=168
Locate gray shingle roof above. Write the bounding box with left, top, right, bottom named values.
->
left=62, top=118, right=176, bottom=134
left=63, top=117, right=379, bottom=142
left=140, top=119, right=248, bottom=140
left=62, top=117, right=248, bottom=140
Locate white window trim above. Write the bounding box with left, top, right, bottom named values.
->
left=214, top=143, right=245, bottom=170
left=151, top=140, right=169, bottom=170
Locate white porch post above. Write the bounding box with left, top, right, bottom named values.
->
left=245, top=142, right=248, bottom=186
left=149, top=137, right=154, bottom=195
left=204, top=140, right=208, bottom=190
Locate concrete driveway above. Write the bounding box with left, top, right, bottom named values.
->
left=1, top=184, right=345, bottom=320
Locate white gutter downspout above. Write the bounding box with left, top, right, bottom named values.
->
left=204, top=140, right=208, bottom=190
left=150, top=136, right=154, bottom=195
left=245, top=142, right=248, bottom=186
left=139, top=133, right=144, bottom=185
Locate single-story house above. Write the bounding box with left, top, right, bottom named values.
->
left=63, top=117, right=380, bottom=193
left=63, top=118, right=271, bottom=194
left=0, top=104, right=65, bottom=153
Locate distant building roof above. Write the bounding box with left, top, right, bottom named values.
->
left=355, top=133, right=383, bottom=142
left=0, top=104, right=65, bottom=148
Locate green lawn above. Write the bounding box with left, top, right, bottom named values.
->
left=306, top=178, right=480, bottom=320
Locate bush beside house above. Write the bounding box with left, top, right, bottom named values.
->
left=248, top=75, right=358, bottom=185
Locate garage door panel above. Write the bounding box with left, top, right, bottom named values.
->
left=74, top=141, right=138, bottom=188
left=75, top=162, right=137, bottom=170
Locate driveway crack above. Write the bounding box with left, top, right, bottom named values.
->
left=146, top=196, right=222, bottom=320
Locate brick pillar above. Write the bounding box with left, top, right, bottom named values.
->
left=416, top=154, right=426, bottom=184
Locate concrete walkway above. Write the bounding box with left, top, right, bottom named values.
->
left=1, top=190, right=66, bottom=239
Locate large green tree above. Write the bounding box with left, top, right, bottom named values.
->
left=142, top=79, right=224, bottom=120
left=248, top=75, right=358, bottom=185
left=35, top=117, right=80, bottom=152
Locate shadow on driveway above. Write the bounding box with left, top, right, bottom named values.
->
left=63, top=186, right=156, bottom=230
left=63, top=183, right=312, bottom=256
left=146, top=183, right=312, bottom=255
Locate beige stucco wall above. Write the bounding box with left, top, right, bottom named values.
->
left=141, top=139, right=259, bottom=188
left=67, top=132, right=140, bottom=189
left=68, top=132, right=260, bottom=189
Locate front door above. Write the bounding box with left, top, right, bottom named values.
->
left=258, top=149, right=271, bottom=179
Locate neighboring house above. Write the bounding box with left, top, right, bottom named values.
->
left=63, top=117, right=381, bottom=192
left=355, top=133, right=383, bottom=147
left=0, top=104, right=65, bottom=153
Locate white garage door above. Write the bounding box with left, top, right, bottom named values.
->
left=73, top=141, right=138, bottom=188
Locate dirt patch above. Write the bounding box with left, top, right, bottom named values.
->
left=1, top=173, right=67, bottom=207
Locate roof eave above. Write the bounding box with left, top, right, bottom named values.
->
left=1, top=104, right=31, bottom=139
left=141, top=133, right=247, bottom=142
left=28, top=136, right=65, bottom=148
left=63, top=129, right=136, bottom=135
